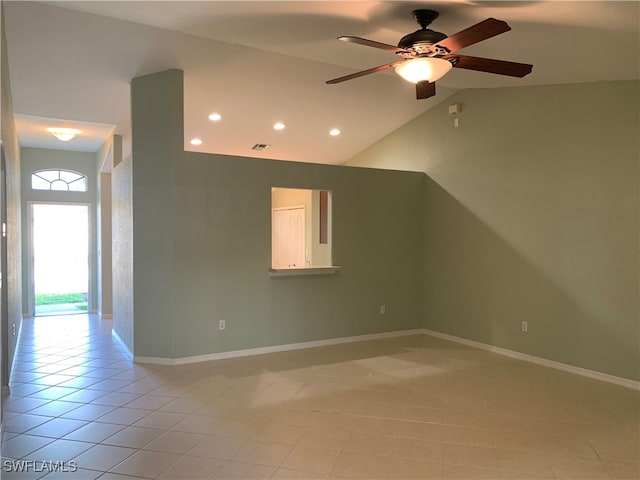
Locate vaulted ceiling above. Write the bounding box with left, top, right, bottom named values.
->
left=4, top=1, right=639, bottom=165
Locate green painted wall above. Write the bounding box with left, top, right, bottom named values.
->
left=127, top=70, right=638, bottom=381
left=347, top=81, right=640, bottom=381
left=130, top=69, right=183, bottom=358
left=172, top=153, right=424, bottom=357
left=129, top=69, right=424, bottom=359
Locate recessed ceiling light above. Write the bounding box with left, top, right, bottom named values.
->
left=208, top=113, right=222, bottom=121
left=273, top=122, right=285, bottom=131
left=329, top=128, right=341, bottom=136
left=46, top=127, right=81, bottom=142
left=190, top=138, right=203, bottom=146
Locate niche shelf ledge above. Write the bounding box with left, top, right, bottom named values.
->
left=269, top=266, right=342, bottom=277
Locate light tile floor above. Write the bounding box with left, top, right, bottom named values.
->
left=1, top=314, right=638, bottom=479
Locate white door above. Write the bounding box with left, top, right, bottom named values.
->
left=272, top=207, right=305, bottom=268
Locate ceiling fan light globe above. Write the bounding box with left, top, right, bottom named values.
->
left=395, top=58, right=452, bottom=84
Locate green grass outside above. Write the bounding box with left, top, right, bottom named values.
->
left=35, top=293, right=87, bottom=305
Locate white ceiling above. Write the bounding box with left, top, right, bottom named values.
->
left=15, top=114, right=116, bottom=153
left=4, top=1, right=639, bottom=166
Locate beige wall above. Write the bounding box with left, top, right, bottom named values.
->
left=98, top=172, right=112, bottom=317
left=95, top=136, right=115, bottom=319
left=1, top=0, right=22, bottom=387
left=112, top=151, right=133, bottom=352
left=348, top=81, right=640, bottom=381
left=272, top=187, right=311, bottom=209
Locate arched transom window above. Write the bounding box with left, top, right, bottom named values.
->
left=31, top=170, right=87, bottom=192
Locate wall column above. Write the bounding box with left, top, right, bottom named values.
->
left=131, top=69, right=183, bottom=357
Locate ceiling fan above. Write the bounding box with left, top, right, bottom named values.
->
left=326, top=9, right=533, bottom=100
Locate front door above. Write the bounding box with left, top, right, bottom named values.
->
left=30, top=203, right=89, bottom=316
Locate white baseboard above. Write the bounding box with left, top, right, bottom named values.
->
left=8, top=319, right=24, bottom=386
left=111, top=330, right=133, bottom=360
left=133, top=356, right=174, bottom=366
left=422, top=328, right=640, bottom=391
left=101, top=314, right=113, bottom=320
left=134, top=329, right=424, bottom=366
left=130, top=326, right=639, bottom=391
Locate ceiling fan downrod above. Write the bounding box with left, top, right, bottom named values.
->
left=413, top=9, right=439, bottom=29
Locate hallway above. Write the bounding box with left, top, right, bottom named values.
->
left=2, top=314, right=136, bottom=478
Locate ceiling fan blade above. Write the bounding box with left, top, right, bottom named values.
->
left=445, top=54, right=533, bottom=77
left=338, top=36, right=408, bottom=54
left=326, top=60, right=406, bottom=84
left=416, top=81, right=436, bottom=100
left=436, top=18, right=511, bottom=53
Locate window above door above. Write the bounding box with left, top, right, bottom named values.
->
left=31, top=169, right=87, bottom=192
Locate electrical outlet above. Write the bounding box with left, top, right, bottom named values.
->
left=380, top=305, right=386, bottom=315
left=521, top=321, right=528, bottom=332
left=218, top=320, right=226, bottom=331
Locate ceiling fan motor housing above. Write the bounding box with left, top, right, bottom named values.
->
left=398, top=10, right=447, bottom=53
left=397, top=29, right=448, bottom=51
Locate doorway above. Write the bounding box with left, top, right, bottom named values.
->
left=272, top=206, right=306, bottom=268
left=30, top=203, right=89, bottom=316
